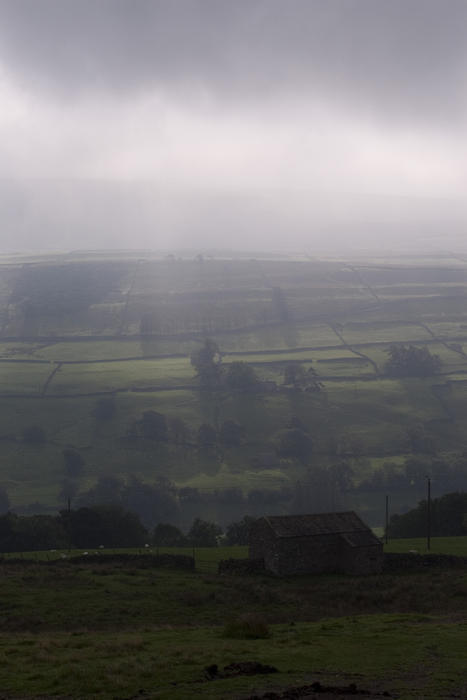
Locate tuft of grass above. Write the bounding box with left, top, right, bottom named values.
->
left=222, top=613, right=270, bottom=640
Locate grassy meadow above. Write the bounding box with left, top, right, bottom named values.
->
left=2, top=251, right=467, bottom=526
left=1, top=539, right=467, bottom=698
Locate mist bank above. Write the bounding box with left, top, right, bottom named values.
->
left=2, top=179, right=467, bottom=255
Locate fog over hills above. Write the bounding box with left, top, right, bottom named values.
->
left=0, top=0, right=466, bottom=253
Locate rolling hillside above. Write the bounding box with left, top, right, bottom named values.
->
left=2, top=249, right=467, bottom=526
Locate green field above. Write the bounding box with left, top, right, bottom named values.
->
left=0, top=547, right=467, bottom=698
left=3, top=252, right=467, bottom=524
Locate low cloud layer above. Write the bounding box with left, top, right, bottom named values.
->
left=0, top=1, right=466, bottom=252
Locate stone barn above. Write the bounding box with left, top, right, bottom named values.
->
left=249, top=511, right=383, bottom=575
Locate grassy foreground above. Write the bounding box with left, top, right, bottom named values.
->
left=2, top=540, right=467, bottom=698
left=0, top=615, right=465, bottom=699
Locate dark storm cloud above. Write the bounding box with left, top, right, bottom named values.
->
left=0, top=0, right=466, bottom=123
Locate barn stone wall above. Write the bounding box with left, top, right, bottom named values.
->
left=275, top=534, right=341, bottom=575
left=249, top=518, right=383, bottom=575
left=249, top=519, right=280, bottom=573
left=340, top=542, right=383, bottom=575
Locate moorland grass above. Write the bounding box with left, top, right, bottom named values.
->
left=0, top=558, right=467, bottom=698
left=0, top=615, right=455, bottom=699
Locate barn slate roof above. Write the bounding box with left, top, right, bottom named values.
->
left=263, top=511, right=380, bottom=545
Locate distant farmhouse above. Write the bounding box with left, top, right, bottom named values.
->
left=249, top=512, right=383, bottom=576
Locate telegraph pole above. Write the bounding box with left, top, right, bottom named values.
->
left=426, top=476, right=431, bottom=551
left=385, top=494, right=389, bottom=545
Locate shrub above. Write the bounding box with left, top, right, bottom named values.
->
left=222, top=613, right=270, bottom=639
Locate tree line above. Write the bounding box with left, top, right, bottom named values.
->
left=388, top=492, right=467, bottom=538
left=0, top=508, right=255, bottom=553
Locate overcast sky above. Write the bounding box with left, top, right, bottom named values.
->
left=0, top=0, right=466, bottom=253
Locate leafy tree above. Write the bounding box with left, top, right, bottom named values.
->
left=21, top=425, right=46, bottom=444
left=388, top=492, right=467, bottom=538
left=62, top=449, right=85, bottom=478
left=283, top=363, right=322, bottom=391
left=197, top=423, right=217, bottom=447
left=19, top=515, right=68, bottom=551
left=139, top=410, right=168, bottom=441
left=224, top=362, right=258, bottom=391
left=77, top=475, right=178, bottom=529
left=0, top=513, right=68, bottom=552
left=153, top=523, right=187, bottom=546
left=188, top=518, right=222, bottom=546
left=225, top=516, right=257, bottom=545
left=0, top=486, right=10, bottom=514
left=59, top=505, right=147, bottom=548
left=123, top=476, right=178, bottom=528
left=385, top=344, right=441, bottom=377
left=219, top=420, right=245, bottom=446
left=168, top=416, right=191, bottom=445
left=0, top=513, right=20, bottom=552
left=78, top=475, right=124, bottom=506
left=190, top=338, right=223, bottom=389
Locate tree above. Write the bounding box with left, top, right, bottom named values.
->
left=388, top=492, right=467, bottom=538
left=139, top=410, right=168, bottom=441
left=225, top=516, right=257, bottom=545
left=190, top=338, right=223, bottom=389
left=224, top=362, right=258, bottom=391
left=0, top=487, right=10, bottom=514
left=0, top=514, right=68, bottom=552
left=153, top=523, right=187, bottom=546
left=78, top=475, right=124, bottom=506
left=77, top=475, right=178, bottom=529
left=283, top=363, right=322, bottom=392
left=168, top=417, right=191, bottom=445
left=197, top=423, right=217, bottom=447
left=59, top=505, right=147, bottom=548
left=385, top=344, right=441, bottom=377
left=219, top=420, right=245, bottom=446
left=188, top=518, right=222, bottom=546
left=123, top=476, right=178, bottom=529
